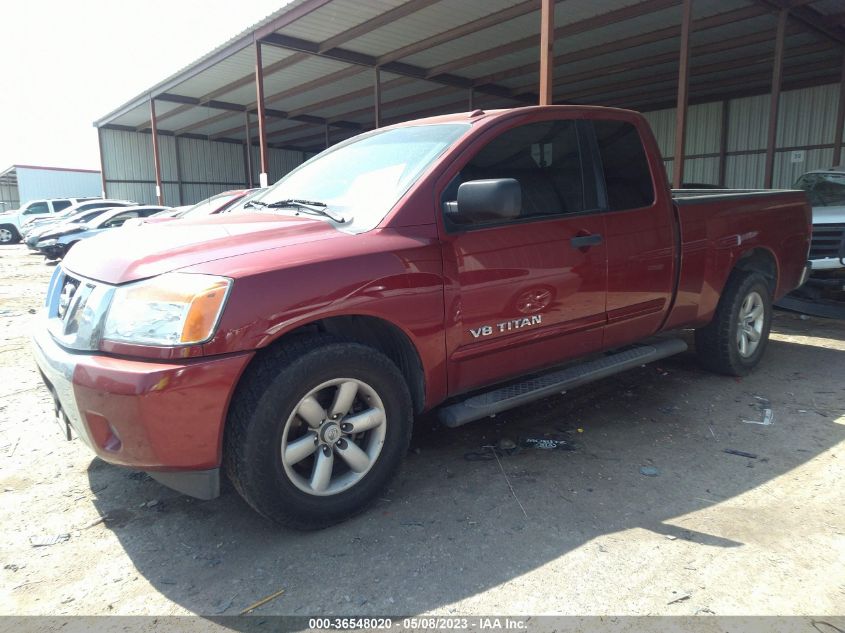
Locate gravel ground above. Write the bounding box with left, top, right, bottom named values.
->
left=0, top=244, right=843, bottom=624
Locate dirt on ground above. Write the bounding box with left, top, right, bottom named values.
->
left=0, top=244, right=843, bottom=624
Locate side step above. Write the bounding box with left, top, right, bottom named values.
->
left=438, top=338, right=688, bottom=428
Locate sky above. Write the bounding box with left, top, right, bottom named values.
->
left=0, top=0, right=288, bottom=171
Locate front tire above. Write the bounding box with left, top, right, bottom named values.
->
left=694, top=271, right=772, bottom=376
left=0, top=225, right=19, bottom=244
left=224, top=335, right=413, bottom=529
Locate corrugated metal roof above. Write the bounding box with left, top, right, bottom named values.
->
left=96, top=0, right=845, bottom=152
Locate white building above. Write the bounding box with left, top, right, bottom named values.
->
left=0, top=164, right=103, bottom=211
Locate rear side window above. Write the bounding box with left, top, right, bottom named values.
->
left=52, top=200, right=72, bottom=211
left=456, top=120, right=592, bottom=220
left=593, top=120, right=655, bottom=211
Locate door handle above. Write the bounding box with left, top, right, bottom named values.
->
left=570, top=234, right=603, bottom=249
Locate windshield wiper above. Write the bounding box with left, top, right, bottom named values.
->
left=266, top=199, right=346, bottom=223
left=242, top=199, right=269, bottom=209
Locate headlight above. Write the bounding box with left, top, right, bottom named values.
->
left=103, top=273, right=231, bottom=346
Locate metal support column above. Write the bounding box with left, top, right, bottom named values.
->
left=833, top=50, right=845, bottom=167
left=539, top=0, right=554, bottom=105
left=764, top=8, right=788, bottom=189
left=244, top=111, right=253, bottom=187
left=374, top=67, right=382, bottom=128
left=672, top=0, right=693, bottom=189
left=324, top=123, right=330, bottom=149
left=149, top=97, right=164, bottom=204
left=718, top=99, right=730, bottom=187
left=174, top=135, right=184, bottom=204
left=96, top=127, right=108, bottom=198
left=255, top=40, right=270, bottom=188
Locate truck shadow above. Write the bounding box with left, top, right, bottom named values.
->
left=86, top=312, right=845, bottom=619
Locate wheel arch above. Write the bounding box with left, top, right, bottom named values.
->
left=250, top=314, right=426, bottom=415
left=733, top=246, right=779, bottom=297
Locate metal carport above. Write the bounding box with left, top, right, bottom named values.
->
left=94, top=0, right=845, bottom=206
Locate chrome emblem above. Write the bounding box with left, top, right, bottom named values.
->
left=322, top=424, right=341, bottom=444
left=57, top=281, right=77, bottom=319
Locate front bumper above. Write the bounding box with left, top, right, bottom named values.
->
left=31, top=327, right=253, bottom=499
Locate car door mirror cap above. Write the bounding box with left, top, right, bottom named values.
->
left=454, top=178, right=522, bottom=224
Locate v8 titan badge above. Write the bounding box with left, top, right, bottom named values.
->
left=470, top=315, right=542, bottom=339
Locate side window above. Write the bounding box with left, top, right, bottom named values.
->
left=23, top=202, right=50, bottom=215
left=102, top=213, right=129, bottom=228
left=450, top=120, right=592, bottom=225
left=138, top=208, right=160, bottom=217
left=52, top=200, right=72, bottom=212
left=592, top=120, right=655, bottom=211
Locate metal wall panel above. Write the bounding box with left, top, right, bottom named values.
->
left=683, top=156, right=721, bottom=185
left=178, top=136, right=245, bottom=185
left=101, top=128, right=176, bottom=182
left=687, top=101, right=723, bottom=156
left=724, top=153, right=765, bottom=189
left=0, top=184, right=19, bottom=211
left=774, top=147, right=836, bottom=187
left=249, top=146, right=306, bottom=186
left=15, top=168, right=102, bottom=203
left=726, top=93, right=769, bottom=152
left=642, top=83, right=843, bottom=189
left=777, top=83, right=838, bottom=148
left=642, top=108, right=675, bottom=158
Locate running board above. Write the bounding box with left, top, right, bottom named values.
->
left=438, top=338, right=688, bottom=428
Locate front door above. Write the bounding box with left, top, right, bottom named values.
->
left=440, top=118, right=609, bottom=395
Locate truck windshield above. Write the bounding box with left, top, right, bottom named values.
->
left=250, top=123, right=470, bottom=232
left=794, top=172, right=845, bottom=207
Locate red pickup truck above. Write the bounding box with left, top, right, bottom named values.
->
left=32, top=106, right=811, bottom=529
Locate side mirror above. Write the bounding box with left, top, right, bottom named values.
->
left=447, top=178, right=522, bottom=225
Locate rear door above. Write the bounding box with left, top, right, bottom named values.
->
left=588, top=119, right=676, bottom=348
left=439, top=117, right=608, bottom=395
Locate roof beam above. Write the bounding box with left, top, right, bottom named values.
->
left=533, top=26, right=802, bottom=94
left=318, top=0, right=443, bottom=52
left=96, top=0, right=335, bottom=127
left=136, top=53, right=311, bottom=131
left=549, top=41, right=830, bottom=102
left=476, top=5, right=769, bottom=89
left=377, top=0, right=543, bottom=65
left=598, top=56, right=841, bottom=109
left=753, top=0, right=845, bottom=46
left=138, top=0, right=446, bottom=132
left=621, top=70, right=839, bottom=114
left=259, top=32, right=532, bottom=104
left=426, top=0, right=682, bottom=78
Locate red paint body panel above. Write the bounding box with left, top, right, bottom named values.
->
left=71, top=351, right=252, bottom=470
left=39, top=106, right=811, bottom=478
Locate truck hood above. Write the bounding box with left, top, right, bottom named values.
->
left=63, top=213, right=345, bottom=285
left=812, top=205, right=845, bottom=224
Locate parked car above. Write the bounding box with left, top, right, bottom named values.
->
left=32, top=106, right=810, bottom=529
left=24, top=207, right=124, bottom=250
left=20, top=199, right=136, bottom=240
left=125, top=190, right=256, bottom=227
left=0, top=198, right=98, bottom=244
left=35, top=205, right=166, bottom=259
left=793, top=169, right=845, bottom=272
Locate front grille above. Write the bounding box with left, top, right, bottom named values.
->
left=809, top=224, right=845, bottom=260
left=45, top=268, right=114, bottom=351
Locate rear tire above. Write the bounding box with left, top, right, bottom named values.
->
left=224, top=334, right=413, bottom=529
left=694, top=271, right=772, bottom=376
left=0, top=225, right=19, bottom=244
